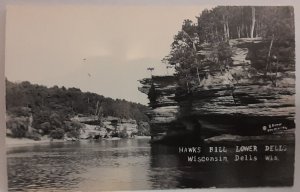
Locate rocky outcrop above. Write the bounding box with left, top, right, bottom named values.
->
left=139, top=38, right=295, bottom=142
left=73, top=115, right=148, bottom=139
left=138, top=76, right=178, bottom=139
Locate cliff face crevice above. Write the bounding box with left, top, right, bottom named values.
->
left=139, top=38, right=295, bottom=142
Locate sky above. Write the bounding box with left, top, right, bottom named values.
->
left=5, top=3, right=213, bottom=105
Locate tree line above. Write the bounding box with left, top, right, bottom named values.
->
left=188, top=6, right=293, bottom=43
left=162, top=6, right=294, bottom=93
left=6, top=79, right=149, bottom=139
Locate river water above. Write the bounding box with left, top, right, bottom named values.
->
left=7, top=138, right=294, bottom=191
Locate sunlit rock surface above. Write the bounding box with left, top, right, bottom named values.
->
left=72, top=115, right=140, bottom=139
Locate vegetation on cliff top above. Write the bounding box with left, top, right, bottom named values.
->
left=163, top=6, right=295, bottom=93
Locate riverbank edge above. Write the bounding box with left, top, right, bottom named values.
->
left=6, top=128, right=294, bottom=148
left=6, top=137, right=63, bottom=147
left=5, top=135, right=152, bottom=147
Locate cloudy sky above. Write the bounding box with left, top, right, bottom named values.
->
left=5, top=3, right=213, bottom=104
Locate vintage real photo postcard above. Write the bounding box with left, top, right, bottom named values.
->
left=5, top=2, right=295, bottom=191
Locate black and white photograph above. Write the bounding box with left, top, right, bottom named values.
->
left=4, top=2, right=295, bottom=191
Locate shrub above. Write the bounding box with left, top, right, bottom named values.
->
left=137, top=122, right=150, bottom=136
left=119, top=128, right=129, bottom=138
left=64, top=120, right=83, bottom=138
left=26, top=132, right=41, bottom=141
left=6, top=117, right=29, bottom=138
left=39, top=122, right=51, bottom=134
left=66, top=130, right=80, bottom=139
left=49, top=128, right=65, bottom=139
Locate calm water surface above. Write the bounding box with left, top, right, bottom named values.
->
left=7, top=138, right=294, bottom=191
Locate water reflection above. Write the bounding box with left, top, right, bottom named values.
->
left=8, top=139, right=152, bottom=191
left=7, top=139, right=294, bottom=191
left=149, top=142, right=295, bottom=189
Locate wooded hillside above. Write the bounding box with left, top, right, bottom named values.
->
left=6, top=80, right=148, bottom=121
left=6, top=80, right=149, bottom=139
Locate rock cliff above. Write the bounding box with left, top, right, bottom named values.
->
left=72, top=115, right=149, bottom=139
left=139, top=38, right=295, bottom=143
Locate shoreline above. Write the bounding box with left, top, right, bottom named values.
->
left=7, top=130, right=294, bottom=148
left=5, top=137, right=64, bottom=147
left=6, top=135, right=152, bottom=147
